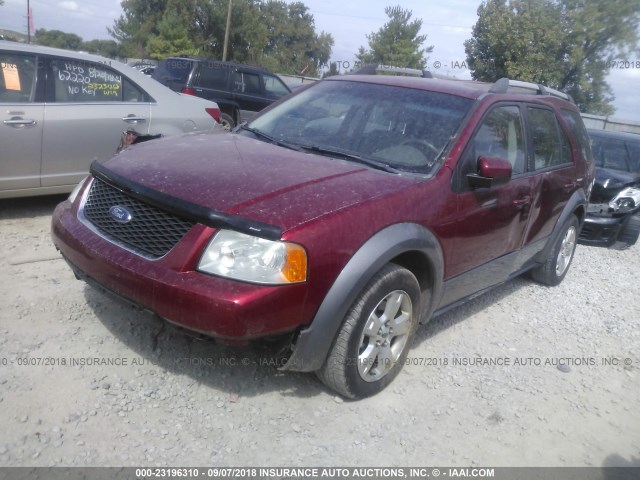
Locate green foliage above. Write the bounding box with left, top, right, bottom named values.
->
left=82, top=40, right=122, bottom=58
left=147, top=4, right=199, bottom=59
left=34, top=29, right=83, bottom=51
left=465, top=0, right=640, bottom=115
left=33, top=29, right=123, bottom=58
left=109, top=0, right=169, bottom=58
left=356, top=5, right=433, bottom=70
left=109, top=0, right=333, bottom=76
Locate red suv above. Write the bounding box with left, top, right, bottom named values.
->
left=52, top=75, right=595, bottom=398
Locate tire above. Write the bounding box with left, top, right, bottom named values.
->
left=220, top=113, right=235, bottom=131
left=316, top=264, right=421, bottom=399
left=530, top=215, right=579, bottom=286
left=616, top=215, right=640, bottom=249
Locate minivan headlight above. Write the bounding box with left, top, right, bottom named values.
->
left=197, top=230, right=307, bottom=284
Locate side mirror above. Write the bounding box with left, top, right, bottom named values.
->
left=467, top=155, right=513, bottom=189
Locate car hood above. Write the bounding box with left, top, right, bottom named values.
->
left=101, top=131, right=417, bottom=232
left=592, top=167, right=640, bottom=202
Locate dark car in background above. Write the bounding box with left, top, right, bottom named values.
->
left=579, top=129, right=640, bottom=248
left=152, top=57, right=291, bottom=130
left=52, top=75, right=594, bottom=398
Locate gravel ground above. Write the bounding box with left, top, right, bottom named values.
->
left=0, top=195, right=638, bottom=467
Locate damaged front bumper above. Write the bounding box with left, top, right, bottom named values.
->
left=580, top=187, right=640, bottom=247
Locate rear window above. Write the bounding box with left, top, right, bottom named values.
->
left=152, top=59, right=194, bottom=86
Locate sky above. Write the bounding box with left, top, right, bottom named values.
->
left=1, top=0, right=638, bottom=123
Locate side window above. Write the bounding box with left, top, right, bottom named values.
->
left=51, top=59, right=124, bottom=102
left=471, top=106, right=526, bottom=175
left=528, top=107, right=571, bottom=170
left=0, top=53, right=37, bottom=103
left=263, top=74, right=289, bottom=99
left=561, top=109, right=594, bottom=164
left=233, top=72, right=261, bottom=95
left=198, top=63, right=228, bottom=90
left=123, top=78, right=145, bottom=102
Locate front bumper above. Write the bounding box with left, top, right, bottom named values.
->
left=579, top=213, right=636, bottom=247
left=51, top=200, right=308, bottom=340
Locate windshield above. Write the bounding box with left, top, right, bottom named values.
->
left=245, top=80, right=473, bottom=174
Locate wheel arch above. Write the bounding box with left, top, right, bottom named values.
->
left=280, top=223, right=444, bottom=373
left=535, top=188, right=587, bottom=265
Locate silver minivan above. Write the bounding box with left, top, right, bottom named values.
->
left=0, top=41, right=222, bottom=198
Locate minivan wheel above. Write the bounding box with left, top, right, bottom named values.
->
left=530, top=215, right=579, bottom=286
left=220, top=113, right=235, bottom=131
left=316, top=264, right=420, bottom=399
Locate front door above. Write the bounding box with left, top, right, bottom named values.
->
left=441, top=105, right=533, bottom=305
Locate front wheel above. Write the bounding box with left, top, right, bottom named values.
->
left=530, top=215, right=579, bottom=286
left=316, top=264, right=421, bottom=399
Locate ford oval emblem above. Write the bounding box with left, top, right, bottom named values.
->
left=109, top=205, right=133, bottom=224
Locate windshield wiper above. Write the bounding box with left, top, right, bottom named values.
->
left=296, top=144, right=399, bottom=174
left=239, top=125, right=303, bottom=152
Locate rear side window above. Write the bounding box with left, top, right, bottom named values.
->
left=0, top=53, right=37, bottom=103
left=233, top=72, right=261, bottom=94
left=561, top=109, right=594, bottom=164
left=198, top=62, right=228, bottom=89
left=49, top=59, right=144, bottom=103
left=528, top=107, right=571, bottom=170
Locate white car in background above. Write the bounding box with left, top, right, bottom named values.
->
left=0, top=41, right=222, bottom=198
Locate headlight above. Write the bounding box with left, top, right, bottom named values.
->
left=69, top=176, right=90, bottom=203
left=197, top=230, right=307, bottom=284
left=609, top=187, right=640, bottom=213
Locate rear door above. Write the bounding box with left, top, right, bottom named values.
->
left=232, top=70, right=267, bottom=121
left=41, top=57, right=150, bottom=188
left=522, top=106, right=577, bottom=245
left=0, top=51, right=44, bottom=193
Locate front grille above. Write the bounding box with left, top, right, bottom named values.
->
left=82, top=178, right=196, bottom=258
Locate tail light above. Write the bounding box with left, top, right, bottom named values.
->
left=205, top=107, right=221, bottom=124
left=181, top=87, right=196, bottom=96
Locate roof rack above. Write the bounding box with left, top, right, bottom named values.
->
left=352, top=64, right=433, bottom=78
left=489, top=78, right=574, bottom=103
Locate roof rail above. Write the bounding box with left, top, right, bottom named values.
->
left=489, top=77, right=574, bottom=103
left=352, top=64, right=432, bottom=78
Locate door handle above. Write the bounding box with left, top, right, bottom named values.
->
left=122, top=115, right=147, bottom=123
left=512, top=196, right=531, bottom=210
left=563, top=182, right=577, bottom=191
left=3, top=118, right=37, bottom=127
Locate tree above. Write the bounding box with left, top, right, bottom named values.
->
left=256, top=1, right=332, bottom=75
left=465, top=0, right=640, bottom=115
left=82, top=39, right=122, bottom=58
left=110, top=0, right=333, bottom=76
left=356, top=5, right=433, bottom=69
left=34, top=29, right=83, bottom=50
left=109, top=0, right=169, bottom=57
left=147, top=3, right=199, bottom=59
